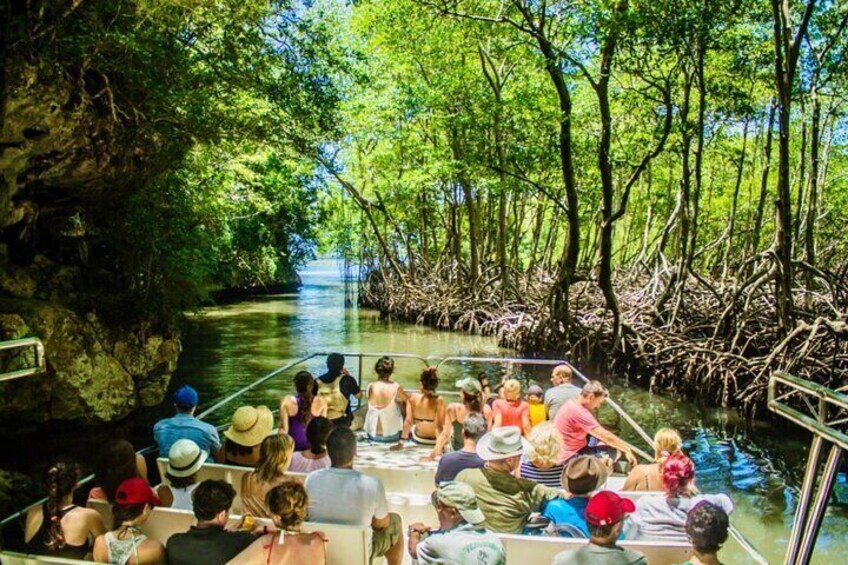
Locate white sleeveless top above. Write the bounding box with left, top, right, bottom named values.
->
left=166, top=482, right=199, bottom=511
left=364, top=382, right=403, bottom=439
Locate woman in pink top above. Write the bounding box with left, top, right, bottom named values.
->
left=492, top=379, right=531, bottom=436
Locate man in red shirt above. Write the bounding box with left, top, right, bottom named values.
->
left=553, top=381, right=638, bottom=467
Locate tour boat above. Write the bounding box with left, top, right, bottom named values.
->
left=0, top=352, right=780, bottom=564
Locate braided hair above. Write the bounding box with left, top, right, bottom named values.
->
left=294, top=371, right=315, bottom=426
left=44, top=462, right=79, bottom=551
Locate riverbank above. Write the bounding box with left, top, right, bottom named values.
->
left=359, top=264, right=848, bottom=419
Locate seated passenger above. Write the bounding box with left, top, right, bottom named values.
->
left=166, top=480, right=257, bottom=565
left=542, top=456, right=611, bottom=538
left=24, top=462, right=106, bottom=559
left=407, top=481, right=505, bottom=564
left=154, top=385, right=222, bottom=461
left=429, top=378, right=493, bottom=459
left=545, top=364, right=582, bottom=420
left=623, top=428, right=683, bottom=491
left=156, top=439, right=207, bottom=510
left=400, top=367, right=445, bottom=447
left=456, top=426, right=561, bottom=534
left=233, top=482, right=328, bottom=564
left=493, top=379, right=531, bottom=435
left=434, top=413, right=486, bottom=485
left=289, top=416, right=332, bottom=473
left=681, top=501, right=730, bottom=565
left=279, top=370, right=327, bottom=451
left=313, top=353, right=362, bottom=427
left=519, top=422, right=566, bottom=487
left=627, top=453, right=734, bottom=541
left=551, top=491, right=646, bottom=565
left=553, top=381, right=637, bottom=467
left=92, top=478, right=165, bottom=565
left=88, top=440, right=150, bottom=502
left=223, top=404, right=274, bottom=467
left=364, top=356, right=409, bottom=443
left=526, top=384, right=547, bottom=427
left=305, top=427, right=405, bottom=565
left=241, top=434, right=295, bottom=517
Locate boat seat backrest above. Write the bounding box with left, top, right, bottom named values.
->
left=88, top=500, right=373, bottom=565
left=498, top=533, right=693, bottom=565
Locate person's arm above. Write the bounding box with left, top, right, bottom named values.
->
left=521, top=403, right=531, bottom=436
left=493, top=401, right=503, bottom=428
left=136, top=454, right=148, bottom=483
left=435, top=397, right=446, bottom=437
left=278, top=396, right=295, bottom=434
left=427, top=406, right=454, bottom=459
left=342, top=370, right=363, bottom=399
left=156, top=485, right=174, bottom=508
left=92, top=535, right=108, bottom=563
left=483, top=404, right=494, bottom=429
left=395, top=382, right=409, bottom=403
left=86, top=508, right=107, bottom=539
left=407, top=522, right=432, bottom=560
left=311, top=394, right=327, bottom=418
left=23, top=506, right=39, bottom=543
left=588, top=426, right=638, bottom=467
left=402, top=397, right=414, bottom=440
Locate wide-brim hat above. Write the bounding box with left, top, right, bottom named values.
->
left=476, top=426, right=531, bottom=461
left=167, top=439, right=208, bottom=478
left=564, top=455, right=609, bottom=494
left=224, top=405, right=274, bottom=447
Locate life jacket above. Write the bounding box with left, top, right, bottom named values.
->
left=317, top=377, right=347, bottom=420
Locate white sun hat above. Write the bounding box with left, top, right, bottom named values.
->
left=166, top=439, right=208, bottom=478
left=476, top=426, right=531, bottom=461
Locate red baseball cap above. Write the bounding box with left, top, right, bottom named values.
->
left=585, top=490, right=636, bottom=526
left=115, top=478, right=160, bottom=507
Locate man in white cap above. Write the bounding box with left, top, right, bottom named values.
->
left=455, top=425, right=562, bottom=533
left=407, top=481, right=505, bottom=564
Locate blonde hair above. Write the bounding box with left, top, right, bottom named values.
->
left=527, top=422, right=564, bottom=468
left=552, top=365, right=573, bottom=381
left=503, top=379, right=521, bottom=401
left=255, top=434, right=294, bottom=483
left=653, top=428, right=683, bottom=463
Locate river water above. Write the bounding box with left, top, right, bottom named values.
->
left=172, top=259, right=846, bottom=564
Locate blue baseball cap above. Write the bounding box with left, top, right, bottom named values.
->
left=173, top=385, right=199, bottom=408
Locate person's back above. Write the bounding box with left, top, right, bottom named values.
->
left=231, top=531, right=327, bottom=565
left=629, top=493, right=733, bottom=541
left=306, top=466, right=386, bottom=525
left=92, top=478, right=165, bottom=565
left=154, top=386, right=221, bottom=457
left=25, top=462, right=106, bottom=559
left=622, top=463, right=663, bottom=491
left=435, top=450, right=485, bottom=484
left=166, top=480, right=256, bottom=565
left=415, top=523, right=504, bottom=564
left=545, top=384, right=582, bottom=420
left=457, top=467, right=547, bottom=533
left=552, top=542, right=647, bottom=565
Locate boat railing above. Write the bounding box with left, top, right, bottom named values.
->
left=0, top=337, right=46, bottom=383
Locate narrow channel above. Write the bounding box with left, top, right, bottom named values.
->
left=172, top=259, right=847, bottom=564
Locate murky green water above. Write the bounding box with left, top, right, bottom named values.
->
left=172, top=259, right=846, bottom=564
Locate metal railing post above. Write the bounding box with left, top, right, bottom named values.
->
left=784, top=436, right=824, bottom=565
left=796, top=443, right=842, bottom=564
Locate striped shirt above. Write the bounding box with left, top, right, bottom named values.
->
left=519, top=460, right=565, bottom=488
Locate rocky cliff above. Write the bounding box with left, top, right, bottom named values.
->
left=0, top=62, right=181, bottom=425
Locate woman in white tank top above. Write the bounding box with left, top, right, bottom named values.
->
left=156, top=439, right=208, bottom=510
left=364, top=356, right=408, bottom=443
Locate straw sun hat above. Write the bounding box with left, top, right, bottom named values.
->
left=476, top=426, right=531, bottom=461
left=224, top=405, right=274, bottom=447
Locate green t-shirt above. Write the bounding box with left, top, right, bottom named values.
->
left=455, top=467, right=559, bottom=534
left=552, top=543, right=648, bottom=565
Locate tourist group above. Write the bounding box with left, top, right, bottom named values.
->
left=20, top=354, right=733, bottom=564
